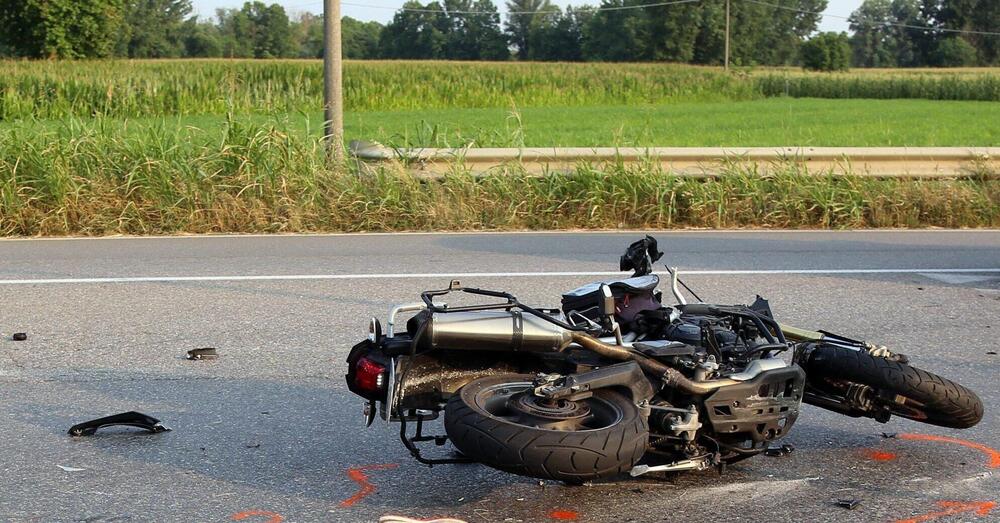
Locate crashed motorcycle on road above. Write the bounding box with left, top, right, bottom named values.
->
left=346, top=237, right=984, bottom=482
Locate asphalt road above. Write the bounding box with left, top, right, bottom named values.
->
left=1, top=231, right=998, bottom=523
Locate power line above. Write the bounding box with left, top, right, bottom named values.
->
left=744, top=0, right=1000, bottom=37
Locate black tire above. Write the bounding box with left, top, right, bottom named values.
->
left=807, top=344, right=983, bottom=429
left=444, top=374, right=649, bottom=482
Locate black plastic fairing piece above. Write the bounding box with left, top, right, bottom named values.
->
left=68, top=411, right=170, bottom=436
left=186, top=347, right=218, bottom=360
left=620, top=236, right=664, bottom=277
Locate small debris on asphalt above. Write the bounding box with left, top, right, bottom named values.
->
left=186, top=347, right=219, bottom=360
left=836, top=498, right=862, bottom=510
left=987, top=351, right=997, bottom=355
left=881, top=432, right=898, bottom=439
left=68, top=411, right=170, bottom=437
left=764, top=443, right=795, bottom=457
left=245, top=442, right=261, bottom=449
left=57, top=465, right=86, bottom=472
left=379, top=516, right=468, bottom=523
left=12, top=333, right=27, bottom=341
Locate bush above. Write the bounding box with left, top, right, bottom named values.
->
left=932, top=37, right=979, bottom=67
left=801, top=32, right=851, bottom=72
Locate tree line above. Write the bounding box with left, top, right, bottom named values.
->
left=0, top=0, right=995, bottom=66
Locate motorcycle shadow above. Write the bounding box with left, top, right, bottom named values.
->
left=9, top=373, right=959, bottom=518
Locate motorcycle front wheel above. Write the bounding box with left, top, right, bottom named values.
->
left=805, top=344, right=984, bottom=429
left=444, top=374, right=649, bottom=482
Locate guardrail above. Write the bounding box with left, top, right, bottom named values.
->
left=349, top=142, right=998, bottom=178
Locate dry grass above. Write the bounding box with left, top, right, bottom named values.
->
left=2, top=120, right=997, bottom=236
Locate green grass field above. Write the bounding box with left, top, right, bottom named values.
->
left=9, top=98, right=997, bottom=147
left=346, top=98, right=999, bottom=147
left=1, top=59, right=998, bottom=236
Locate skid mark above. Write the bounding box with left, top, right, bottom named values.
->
left=340, top=463, right=400, bottom=508
left=231, top=510, right=284, bottom=523
left=898, top=433, right=1000, bottom=469
left=893, top=500, right=996, bottom=523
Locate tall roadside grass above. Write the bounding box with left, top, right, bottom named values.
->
left=2, top=119, right=997, bottom=236
left=755, top=73, right=1000, bottom=101
left=2, top=60, right=997, bottom=121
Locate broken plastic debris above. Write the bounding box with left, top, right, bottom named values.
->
left=57, top=465, right=86, bottom=472
left=186, top=347, right=219, bottom=360
left=836, top=498, right=862, bottom=510
left=764, top=443, right=795, bottom=457
left=379, top=517, right=468, bottom=523
left=68, top=411, right=170, bottom=437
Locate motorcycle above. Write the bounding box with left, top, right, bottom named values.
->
left=345, top=237, right=983, bottom=482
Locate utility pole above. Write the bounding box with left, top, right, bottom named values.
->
left=323, top=0, right=344, bottom=164
left=724, top=0, right=730, bottom=71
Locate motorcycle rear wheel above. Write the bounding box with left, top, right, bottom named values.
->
left=807, top=344, right=983, bottom=429
left=444, top=374, right=649, bottom=482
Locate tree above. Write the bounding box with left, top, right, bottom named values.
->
left=801, top=31, right=851, bottom=71
left=215, top=2, right=293, bottom=58
left=469, top=0, right=510, bottom=59
left=528, top=7, right=591, bottom=61
left=179, top=17, right=223, bottom=57
left=244, top=2, right=293, bottom=58
left=291, top=12, right=324, bottom=58
left=644, top=1, right=702, bottom=62
left=849, top=0, right=898, bottom=67
left=0, top=0, right=125, bottom=58
left=379, top=1, right=446, bottom=59
left=505, top=0, right=551, bottom=59
left=931, top=36, right=978, bottom=66
left=435, top=0, right=508, bottom=60
left=923, top=0, right=997, bottom=65
left=118, top=0, right=192, bottom=58
left=888, top=0, right=930, bottom=66
left=216, top=8, right=254, bottom=57
left=342, top=17, right=384, bottom=59
left=582, top=0, right=646, bottom=61
left=848, top=0, right=933, bottom=67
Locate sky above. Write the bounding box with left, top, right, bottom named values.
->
left=192, top=0, right=865, bottom=33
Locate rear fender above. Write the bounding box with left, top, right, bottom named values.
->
left=395, top=351, right=522, bottom=412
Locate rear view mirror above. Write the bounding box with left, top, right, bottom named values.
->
left=600, top=284, right=615, bottom=317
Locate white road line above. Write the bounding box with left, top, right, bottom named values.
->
left=0, top=268, right=998, bottom=285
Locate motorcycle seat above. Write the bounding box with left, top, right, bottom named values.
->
left=561, top=274, right=659, bottom=299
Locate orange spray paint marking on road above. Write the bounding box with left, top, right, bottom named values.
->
left=898, top=433, right=1000, bottom=469
left=339, top=463, right=400, bottom=507
left=231, top=510, right=284, bottom=523
left=864, top=449, right=898, bottom=462
left=893, top=500, right=996, bottom=523
left=549, top=509, right=579, bottom=520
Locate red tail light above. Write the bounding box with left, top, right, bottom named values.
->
left=354, top=357, right=387, bottom=394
